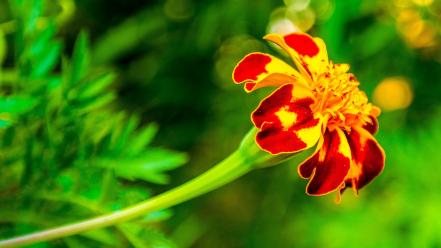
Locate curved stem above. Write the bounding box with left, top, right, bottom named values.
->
left=0, top=150, right=253, bottom=248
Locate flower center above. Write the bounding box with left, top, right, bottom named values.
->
left=310, top=63, right=375, bottom=131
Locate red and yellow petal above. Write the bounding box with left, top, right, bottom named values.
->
left=297, top=128, right=352, bottom=196
left=232, top=52, right=303, bottom=92
left=344, top=126, right=385, bottom=191
left=252, top=84, right=322, bottom=154
left=264, top=33, right=328, bottom=81
left=362, top=115, right=379, bottom=135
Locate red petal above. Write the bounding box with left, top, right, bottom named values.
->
left=264, top=33, right=329, bottom=80
left=252, top=84, right=321, bottom=154
left=283, top=33, right=319, bottom=57
left=298, top=128, right=352, bottom=196
left=362, top=115, right=379, bottom=134
left=252, top=84, right=316, bottom=128
left=245, top=82, right=256, bottom=92
left=345, top=127, right=385, bottom=191
left=232, top=52, right=302, bottom=92
left=252, top=84, right=295, bottom=128
left=256, top=122, right=309, bottom=154
left=233, top=53, right=271, bottom=83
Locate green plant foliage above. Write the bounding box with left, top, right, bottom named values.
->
left=0, top=0, right=187, bottom=247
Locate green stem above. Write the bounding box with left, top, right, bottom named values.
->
left=0, top=150, right=253, bottom=248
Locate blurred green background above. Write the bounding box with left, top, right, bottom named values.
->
left=1, top=0, right=441, bottom=247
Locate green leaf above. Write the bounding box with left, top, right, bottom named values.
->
left=118, top=223, right=177, bottom=248
left=118, top=224, right=150, bottom=248
left=74, top=93, right=115, bottom=114
left=129, top=123, right=159, bottom=154
left=28, top=21, right=56, bottom=59
left=0, top=30, right=6, bottom=65
left=112, top=116, right=140, bottom=153
left=92, top=8, right=166, bottom=64
left=25, top=0, right=43, bottom=34
left=70, top=32, right=90, bottom=85
left=0, top=96, right=37, bottom=114
left=80, top=228, right=119, bottom=246
left=78, top=72, right=116, bottom=99
left=32, top=42, right=61, bottom=77
left=142, top=209, right=173, bottom=223
left=109, top=185, right=151, bottom=210
left=96, top=149, right=188, bottom=184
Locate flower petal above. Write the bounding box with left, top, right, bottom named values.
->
left=264, top=33, right=328, bottom=80
left=232, top=52, right=302, bottom=92
left=345, top=127, right=385, bottom=191
left=298, top=128, right=352, bottom=196
left=252, top=84, right=321, bottom=154
left=283, top=33, right=320, bottom=57
left=362, top=115, right=379, bottom=134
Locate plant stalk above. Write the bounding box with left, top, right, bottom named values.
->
left=0, top=150, right=253, bottom=248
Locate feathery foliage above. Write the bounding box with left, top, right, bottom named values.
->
left=0, top=1, right=186, bottom=247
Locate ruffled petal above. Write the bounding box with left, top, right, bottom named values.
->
left=345, top=127, right=385, bottom=191
left=252, top=84, right=322, bottom=154
left=264, top=33, right=329, bottom=80
left=362, top=115, right=379, bottom=135
left=297, top=128, right=352, bottom=196
left=232, top=52, right=303, bottom=92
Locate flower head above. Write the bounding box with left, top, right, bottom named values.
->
left=233, top=32, right=385, bottom=196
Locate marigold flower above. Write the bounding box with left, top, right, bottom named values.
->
left=232, top=32, right=385, bottom=196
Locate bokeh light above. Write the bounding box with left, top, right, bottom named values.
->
left=391, top=0, right=441, bottom=57
left=164, top=0, right=194, bottom=21
left=373, top=77, right=413, bottom=112
left=267, top=0, right=316, bottom=35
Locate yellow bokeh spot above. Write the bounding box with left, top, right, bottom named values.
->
left=267, top=5, right=315, bottom=34
left=286, top=7, right=316, bottom=32
left=275, top=106, right=297, bottom=130
left=164, top=0, right=194, bottom=21
left=0, top=112, right=11, bottom=122
left=412, top=0, right=433, bottom=6
left=394, top=0, right=412, bottom=8
left=267, top=18, right=300, bottom=35
left=284, top=0, right=310, bottom=11
left=373, top=77, right=413, bottom=112
left=396, top=9, right=436, bottom=48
